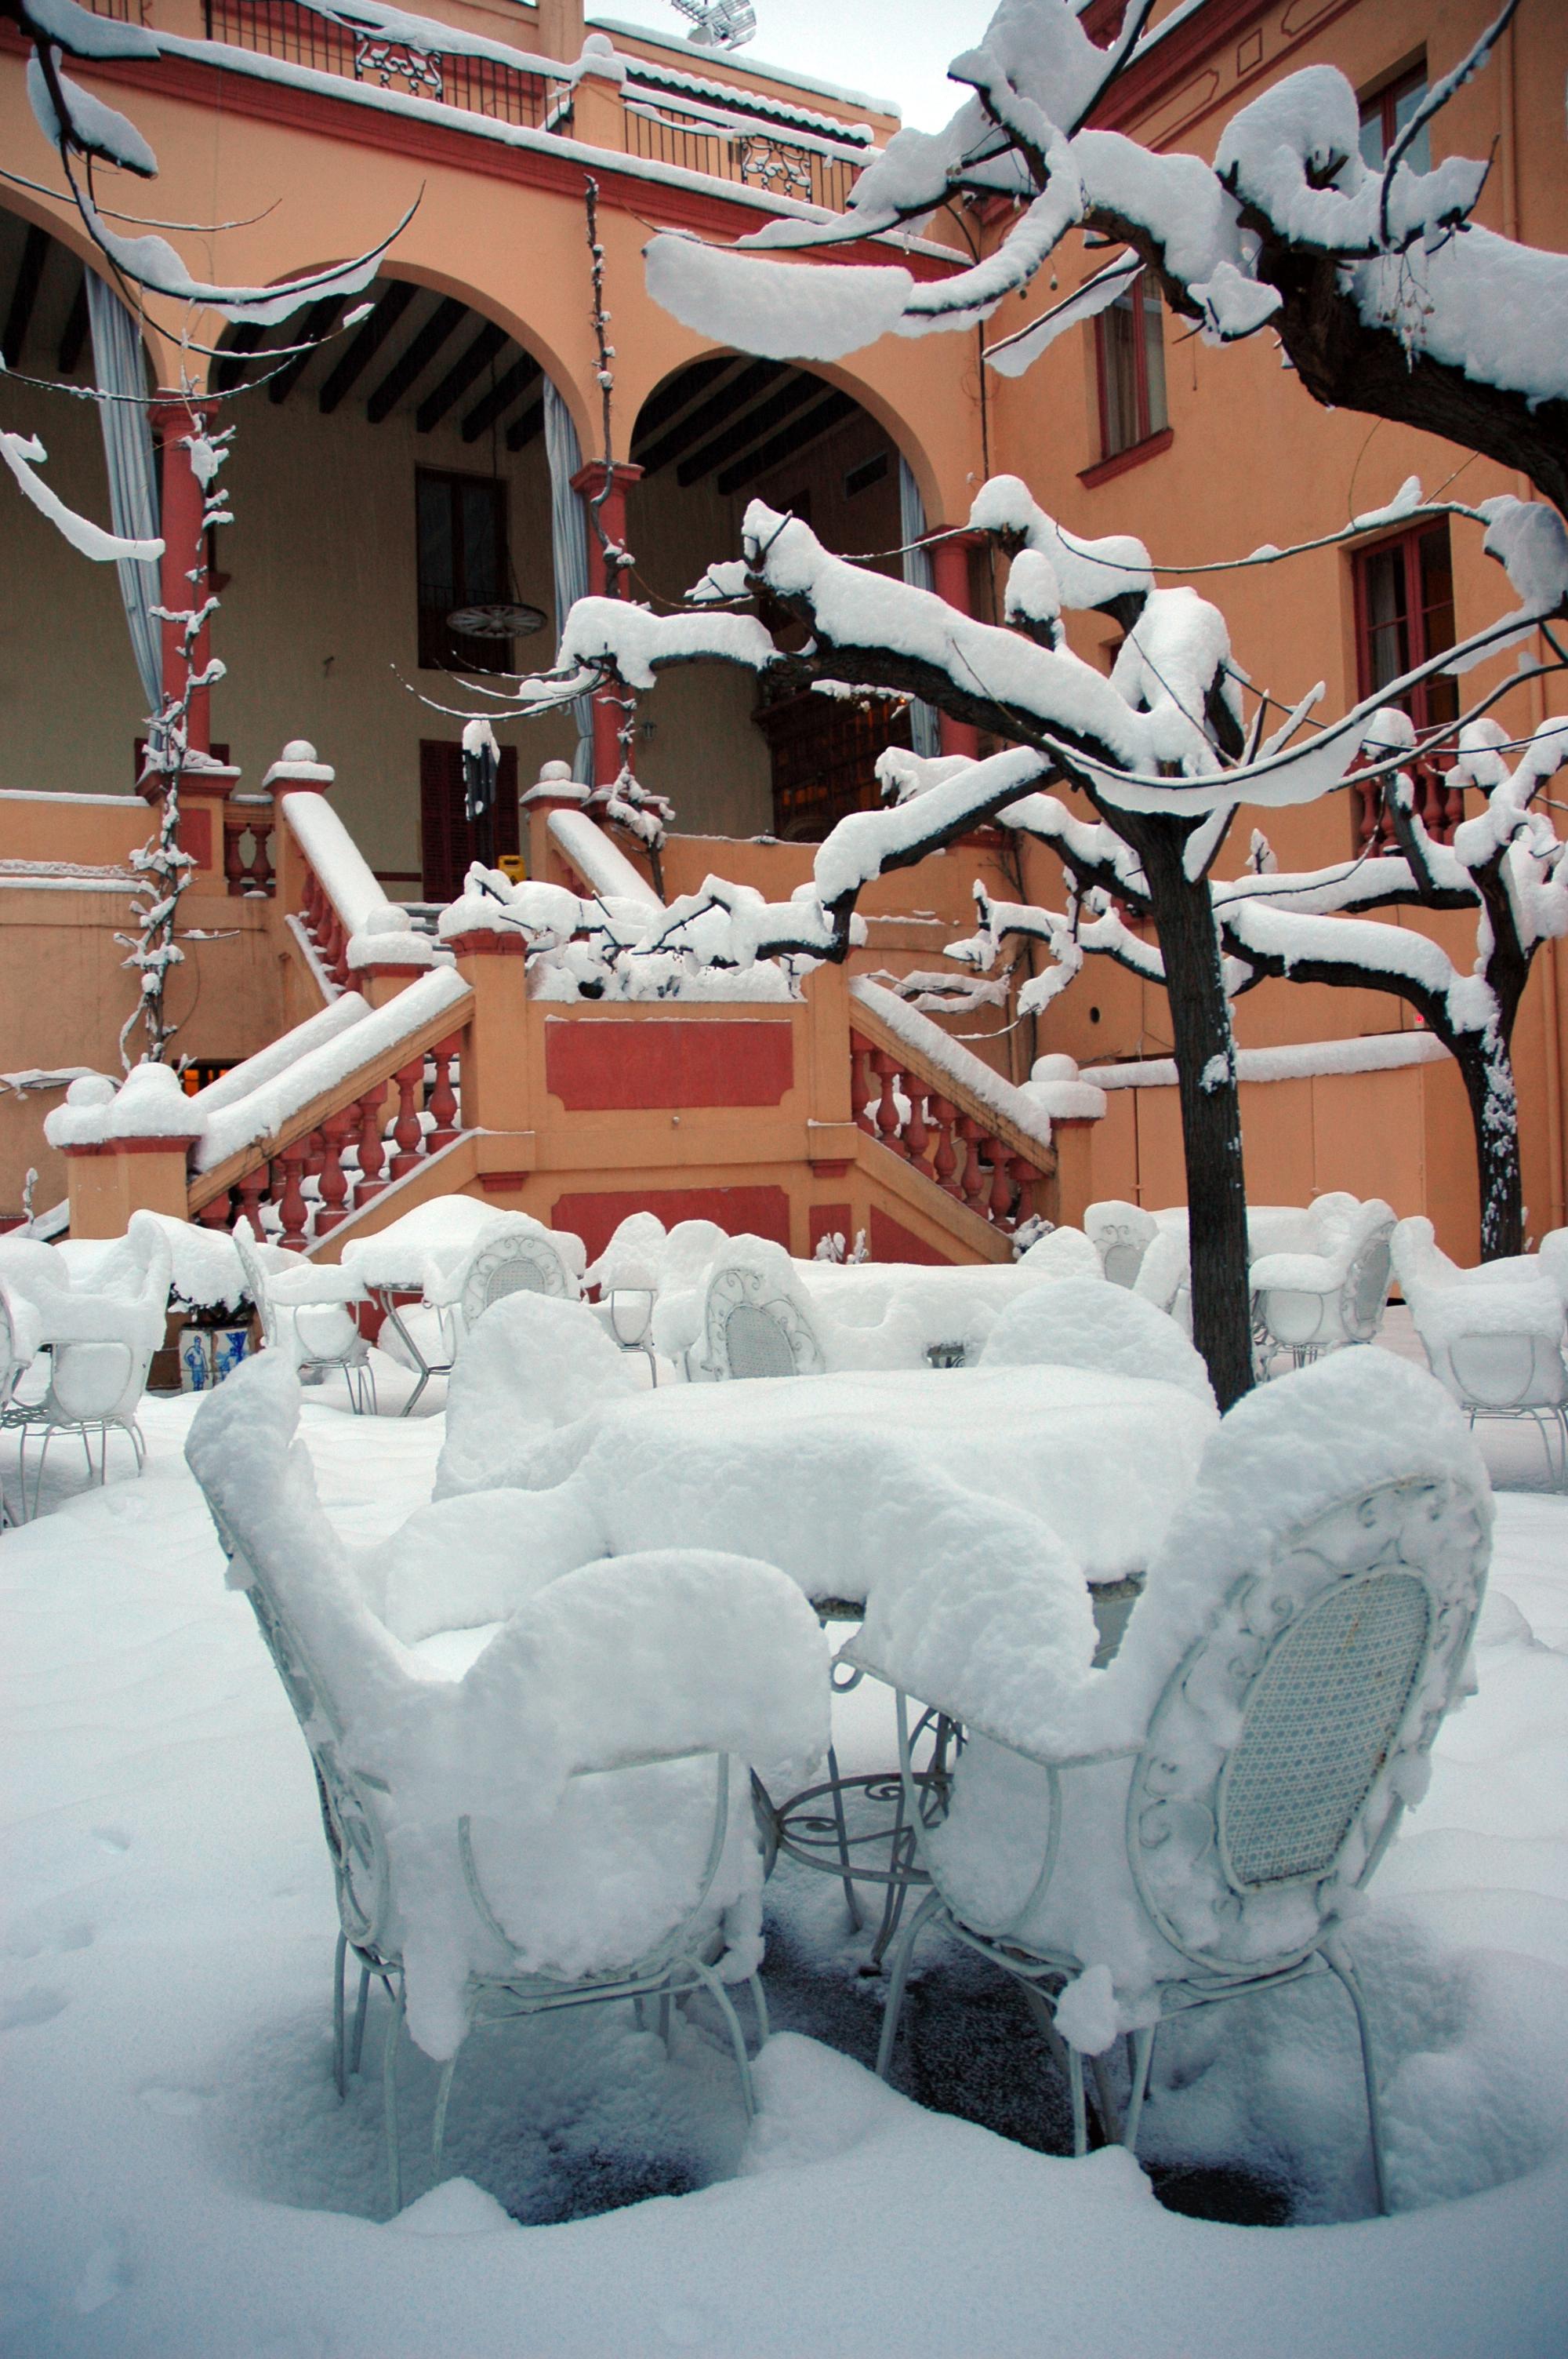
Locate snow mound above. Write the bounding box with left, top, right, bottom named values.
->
left=978, top=1275, right=1214, bottom=1405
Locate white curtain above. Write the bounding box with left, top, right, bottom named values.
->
left=543, top=378, right=595, bottom=783
left=85, top=271, right=162, bottom=719
left=898, top=455, right=941, bottom=760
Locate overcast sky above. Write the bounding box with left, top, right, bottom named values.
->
left=585, top=2, right=995, bottom=129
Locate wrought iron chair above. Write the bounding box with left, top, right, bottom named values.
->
left=850, top=1353, right=1491, bottom=2213
left=0, top=1280, right=41, bottom=1528
left=1084, top=1202, right=1159, bottom=1289
left=1416, top=1312, right=1568, bottom=1487
left=1251, top=1197, right=1396, bottom=1372
left=701, top=1249, right=826, bottom=1381
left=5, top=1216, right=171, bottom=1518
left=234, top=1217, right=376, bottom=1415
left=186, top=1352, right=826, bottom=2215
left=380, top=1219, right=581, bottom=1414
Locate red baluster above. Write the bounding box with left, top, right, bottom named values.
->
left=428, top=1037, right=461, bottom=1150
left=277, top=1147, right=310, bottom=1252
left=252, top=820, right=275, bottom=896
left=1009, top=1160, right=1041, bottom=1234
left=314, top=1107, right=354, bottom=1235
left=304, top=1128, right=326, bottom=1180
left=871, top=1051, right=904, bottom=1154
left=850, top=1035, right=877, bottom=1136
left=988, top=1142, right=1015, bottom=1223
left=905, top=1084, right=931, bottom=1169
left=303, top=868, right=321, bottom=932
left=198, top=1189, right=232, bottom=1230
left=237, top=1168, right=267, bottom=1235
left=354, top=1086, right=387, bottom=1203
left=930, top=1096, right=961, bottom=1195
left=390, top=1060, right=424, bottom=1175
left=958, top=1116, right=987, bottom=1211
left=223, top=820, right=245, bottom=897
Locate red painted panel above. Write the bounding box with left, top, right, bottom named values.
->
left=551, top=1185, right=791, bottom=1264
left=176, top=804, right=212, bottom=869
left=546, top=1020, right=793, bottom=1111
left=870, top=1205, right=959, bottom=1267
left=809, top=1203, right=852, bottom=1256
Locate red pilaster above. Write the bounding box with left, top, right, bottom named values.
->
left=152, top=393, right=214, bottom=758
left=930, top=530, right=983, bottom=762
left=572, top=458, right=644, bottom=787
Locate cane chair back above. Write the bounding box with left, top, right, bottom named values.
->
left=1339, top=1219, right=1396, bottom=1343
left=457, top=1231, right=574, bottom=1329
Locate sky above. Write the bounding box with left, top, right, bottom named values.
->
left=584, top=2, right=996, bottom=129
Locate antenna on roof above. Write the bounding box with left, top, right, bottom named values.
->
left=670, top=0, right=757, bottom=53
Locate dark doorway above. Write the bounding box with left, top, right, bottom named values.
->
left=419, top=738, right=517, bottom=902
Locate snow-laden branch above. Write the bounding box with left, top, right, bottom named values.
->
left=0, top=427, right=163, bottom=562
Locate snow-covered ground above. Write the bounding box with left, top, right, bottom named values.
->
left=2, top=1339, right=1566, bottom=2357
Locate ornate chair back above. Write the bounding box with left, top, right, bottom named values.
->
left=457, top=1230, right=574, bottom=1330
left=1339, top=1217, right=1396, bottom=1343
left=702, top=1262, right=826, bottom=1380
left=1086, top=1201, right=1157, bottom=1289
left=1126, top=1474, right=1487, bottom=1983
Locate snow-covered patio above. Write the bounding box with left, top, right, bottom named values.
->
left=2, top=1333, right=1566, bottom=2358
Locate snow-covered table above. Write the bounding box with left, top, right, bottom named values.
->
left=508, top=1361, right=1216, bottom=1599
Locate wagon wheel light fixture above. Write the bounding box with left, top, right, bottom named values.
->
left=446, top=602, right=546, bottom=638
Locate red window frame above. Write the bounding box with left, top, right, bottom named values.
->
left=1349, top=522, right=1463, bottom=850
left=1358, top=61, right=1428, bottom=170
left=1094, top=273, right=1168, bottom=465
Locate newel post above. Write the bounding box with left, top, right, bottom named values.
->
left=47, top=1074, right=199, bottom=1240
left=445, top=930, right=535, bottom=1137
left=521, top=759, right=593, bottom=886
left=263, top=739, right=336, bottom=921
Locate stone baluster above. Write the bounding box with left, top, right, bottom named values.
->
left=904, top=1080, right=931, bottom=1170
left=304, top=1128, right=326, bottom=1180
left=276, top=1147, right=310, bottom=1252
left=390, top=1060, right=424, bottom=1176
left=223, top=820, right=247, bottom=897
left=428, top=1038, right=461, bottom=1150
left=957, top=1115, right=987, bottom=1212
left=236, top=1167, right=268, bottom=1234
left=988, top=1143, right=1016, bottom=1224
left=850, top=1034, right=877, bottom=1136
left=871, top=1050, right=904, bottom=1155
left=1011, top=1159, right=1042, bottom=1233
left=197, top=1188, right=232, bottom=1230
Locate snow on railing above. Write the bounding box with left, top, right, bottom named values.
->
left=201, top=0, right=573, bottom=130
left=186, top=966, right=474, bottom=1246
left=274, top=765, right=440, bottom=996
left=547, top=809, right=664, bottom=911
left=848, top=979, right=1055, bottom=1238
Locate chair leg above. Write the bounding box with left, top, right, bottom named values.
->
left=333, top=1932, right=348, bottom=2100
left=382, top=1976, right=407, bottom=2217
left=685, top=1956, right=757, bottom=2121
left=1123, top=2024, right=1156, bottom=2155
left=1323, top=1943, right=1389, bottom=2216
left=350, top=1967, right=371, bottom=2076
left=746, top=1969, right=770, bottom=2048
left=822, top=1742, right=863, bottom=1934
left=430, top=1997, right=476, bottom=2182
left=874, top=1887, right=942, bottom=2081
left=1016, top=1979, right=1090, bottom=2155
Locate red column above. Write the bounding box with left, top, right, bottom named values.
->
left=572, top=458, right=644, bottom=788
left=151, top=394, right=214, bottom=758
left=930, top=530, right=982, bottom=761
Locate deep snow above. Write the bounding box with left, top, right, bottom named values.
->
left=2, top=1342, right=1566, bottom=2357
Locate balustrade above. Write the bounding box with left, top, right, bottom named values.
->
left=223, top=805, right=275, bottom=896
left=849, top=1027, right=1043, bottom=1238
left=188, top=1041, right=467, bottom=1249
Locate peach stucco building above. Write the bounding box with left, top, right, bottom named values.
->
left=1, top=0, right=1564, bottom=1265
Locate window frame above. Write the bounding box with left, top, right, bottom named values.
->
left=1091, top=270, right=1169, bottom=471
left=1357, top=57, right=1428, bottom=171
left=415, top=464, right=513, bottom=675
left=1348, top=518, right=1464, bottom=849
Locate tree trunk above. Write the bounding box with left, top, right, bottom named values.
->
left=1131, top=819, right=1256, bottom=1408
left=1453, top=1028, right=1526, bottom=1260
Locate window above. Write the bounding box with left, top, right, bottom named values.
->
left=419, top=739, right=518, bottom=902
left=1359, top=63, right=1428, bottom=172
left=416, top=468, right=510, bottom=672
left=1351, top=522, right=1463, bottom=849
left=1095, top=273, right=1167, bottom=463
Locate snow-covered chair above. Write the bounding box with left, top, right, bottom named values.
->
left=1014, top=1225, right=1105, bottom=1283
left=978, top=1276, right=1214, bottom=1405
left=848, top=1350, right=1491, bottom=2213
left=234, top=1217, right=376, bottom=1415
left=5, top=1212, right=172, bottom=1517
left=0, top=1279, right=42, bottom=1528
left=380, top=1216, right=583, bottom=1413
left=1407, top=1280, right=1568, bottom=1487
left=700, top=1240, right=827, bottom=1381
left=1083, top=1202, right=1159, bottom=1289
left=1250, top=1196, right=1396, bottom=1372
left=1131, top=1228, right=1192, bottom=1335
left=186, top=1350, right=827, bottom=2214
left=434, top=1290, right=640, bottom=1498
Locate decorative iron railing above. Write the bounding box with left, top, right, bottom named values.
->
left=201, top=0, right=569, bottom=131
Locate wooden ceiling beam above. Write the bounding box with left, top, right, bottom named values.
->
left=505, top=396, right=546, bottom=453
left=717, top=390, right=856, bottom=496
left=56, top=272, right=89, bottom=376
left=416, top=321, right=508, bottom=434
left=214, top=321, right=264, bottom=394
left=365, top=295, right=466, bottom=424
left=461, top=351, right=542, bottom=443
left=634, top=358, right=784, bottom=478
left=2, top=226, right=48, bottom=370
left=267, top=296, right=347, bottom=405
left=630, top=353, right=735, bottom=454
left=318, top=278, right=414, bottom=415
left=677, top=370, right=824, bottom=488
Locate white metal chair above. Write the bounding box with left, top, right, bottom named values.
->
left=234, top=1217, right=376, bottom=1415
left=1084, top=1202, right=1159, bottom=1289
left=5, top=1214, right=171, bottom=1518
left=380, top=1216, right=583, bottom=1415
left=0, top=1279, right=42, bottom=1528
left=701, top=1243, right=827, bottom=1381
left=186, top=1351, right=828, bottom=2215
left=850, top=1350, right=1491, bottom=2214
left=978, top=1275, right=1216, bottom=1404
left=1251, top=1197, right=1396, bottom=1372
left=1410, top=1292, right=1568, bottom=1487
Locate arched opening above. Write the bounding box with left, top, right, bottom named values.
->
left=0, top=206, right=158, bottom=798
left=212, top=275, right=583, bottom=902
left=624, top=354, right=924, bottom=841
